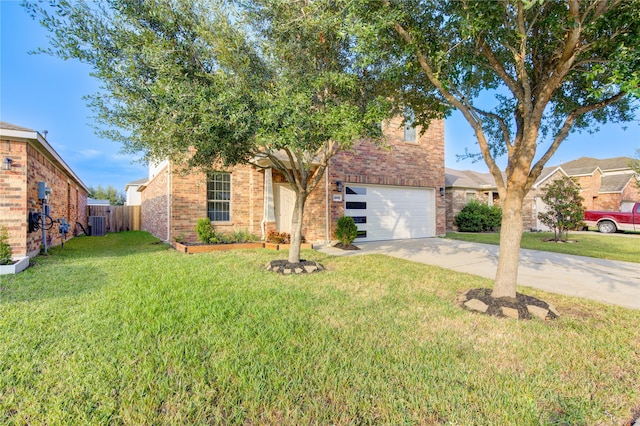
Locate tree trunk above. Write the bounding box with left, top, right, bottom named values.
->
left=492, top=191, right=525, bottom=299
left=288, top=191, right=307, bottom=263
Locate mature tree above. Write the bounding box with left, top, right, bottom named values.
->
left=537, top=176, right=584, bottom=242
left=88, top=185, right=125, bottom=206
left=355, top=0, right=639, bottom=298
left=26, top=0, right=390, bottom=264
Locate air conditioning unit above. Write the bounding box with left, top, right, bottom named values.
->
left=88, top=216, right=106, bottom=236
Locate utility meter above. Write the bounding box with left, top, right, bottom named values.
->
left=38, top=181, right=52, bottom=201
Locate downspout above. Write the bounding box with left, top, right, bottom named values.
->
left=325, top=164, right=330, bottom=244
left=261, top=168, right=275, bottom=240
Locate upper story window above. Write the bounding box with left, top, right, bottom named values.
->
left=403, top=122, right=416, bottom=143
left=403, top=109, right=417, bottom=143
left=207, top=172, right=231, bottom=222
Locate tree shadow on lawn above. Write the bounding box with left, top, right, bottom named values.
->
left=0, top=263, right=110, bottom=304
left=318, top=238, right=639, bottom=310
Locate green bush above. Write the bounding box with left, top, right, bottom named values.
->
left=454, top=200, right=502, bottom=232
left=196, top=218, right=219, bottom=244
left=196, top=221, right=259, bottom=244
left=0, top=225, right=13, bottom=265
left=335, top=216, right=358, bottom=245
left=232, top=229, right=259, bottom=243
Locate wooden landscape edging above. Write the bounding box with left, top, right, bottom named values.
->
left=174, top=242, right=313, bottom=254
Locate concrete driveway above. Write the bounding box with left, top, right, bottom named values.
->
left=316, top=238, right=640, bottom=310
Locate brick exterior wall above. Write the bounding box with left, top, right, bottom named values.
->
left=141, top=164, right=169, bottom=241
left=141, top=117, right=446, bottom=243
left=1, top=137, right=88, bottom=258
left=329, top=117, right=446, bottom=237
left=621, top=181, right=640, bottom=206
left=0, top=140, right=28, bottom=256
left=574, top=171, right=602, bottom=210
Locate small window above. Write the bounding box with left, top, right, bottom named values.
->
left=466, top=192, right=476, bottom=203
left=351, top=216, right=367, bottom=224
left=403, top=108, right=417, bottom=143
left=404, top=122, right=416, bottom=143
left=346, top=201, right=367, bottom=210
left=355, top=230, right=367, bottom=238
left=207, top=172, right=231, bottom=222
left=346, top=187, right=366, bottom=195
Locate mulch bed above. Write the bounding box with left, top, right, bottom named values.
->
left=333, top=243, right=360, bottom=250
left=460, top=288, right=559, bottom=320
left=266, top=259, right=325, bottom=275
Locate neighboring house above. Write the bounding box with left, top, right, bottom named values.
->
left=0, top=121, right=89, bottom=258
left=124, top=178, right=147, bottom=206
left=139, top=116, right=446, bottom=244
left=444, top=168, right=500, bottom=231
left=446, top=156, right=640, bottom=231
left=536, top=156, right=640, bottom=212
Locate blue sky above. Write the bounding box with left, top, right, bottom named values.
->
left=1, top=2, right=638, bottom=192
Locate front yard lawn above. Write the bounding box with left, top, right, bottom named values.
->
left=446, top=231, right=640, bottom=264
left=1, top=231, right=639, bottom=424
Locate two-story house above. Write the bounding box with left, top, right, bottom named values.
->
left=139, top=116, right=446, bottom=245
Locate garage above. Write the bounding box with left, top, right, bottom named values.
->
left=343, top=184, right=436, bottom=242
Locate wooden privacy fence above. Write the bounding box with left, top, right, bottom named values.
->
left=87, top=205, right=141, bottom=233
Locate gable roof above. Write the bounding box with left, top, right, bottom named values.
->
left=0, top=121, right=89, bottom=192
left=599, top=174, right=635, bottom=193
left=532, top=166, right=571, bottom=188
left=445, top=168, right=496, bottom=189
left=125, top=177, right=148, bottom=190
left=558, top=156, right=635, bottom=175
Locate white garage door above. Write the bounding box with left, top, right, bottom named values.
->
left=343, top=184, right=436, bottom=242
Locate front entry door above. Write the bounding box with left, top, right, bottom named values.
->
left=274, top=184, right=295, bottom=233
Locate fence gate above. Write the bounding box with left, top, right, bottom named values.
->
left=86, top=205, right=141, bottom=234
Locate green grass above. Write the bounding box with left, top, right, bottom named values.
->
left=1, top=231, right=639, bottom=425
left=446, top=231, right=640, bottom=263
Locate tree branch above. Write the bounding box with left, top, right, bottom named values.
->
left=392, top=20, right=505, bottom=189
left=528, top=91, right=627, bottom=189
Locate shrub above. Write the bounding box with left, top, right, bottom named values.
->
left=537, top=176, right=584, bottom=241
left=266, top=230, right=291, bottom=244
left=232, top=229, right=259, bottom=243
left=0, top=225, right=13, bottom=265
left=196, top=218, right=219, bottom=244
left=454, top=200, right=502, bottom=232
left=335, top=216, right=358, bottom=246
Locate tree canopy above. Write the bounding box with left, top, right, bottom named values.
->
left=27, top=0, right=392, bottom=262
left=88, top=185, right=125, bottom=206
left=354, top=0, right=639, bottom=298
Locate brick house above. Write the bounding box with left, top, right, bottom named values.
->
left=446, top=156, right=639, bottom=231
left=444, top=168, right=501, bottom=231
left=140, top=116, right=446, bottom=244
left=0, top=121, right=89, bottom=258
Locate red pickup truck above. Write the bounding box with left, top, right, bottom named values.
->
left=583, top=202, right=640, bottom=233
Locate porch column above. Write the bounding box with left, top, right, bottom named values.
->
left=262, top=168, right=275, bottom=239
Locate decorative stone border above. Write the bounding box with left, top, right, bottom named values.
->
left=265, top=259, right=325, bottom=275
left=0, top=257, right=30, bottom=275
left=457, top=288, right=560, bottom=320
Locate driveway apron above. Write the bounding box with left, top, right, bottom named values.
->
left=317, top=238, right=640, bottom=310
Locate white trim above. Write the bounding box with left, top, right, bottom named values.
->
left=0, top=127, right=89, bottom=192
left=532, top=166, right=570, bottom=189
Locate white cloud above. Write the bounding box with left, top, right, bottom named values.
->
left=77, top=149, right=102, bottom=159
